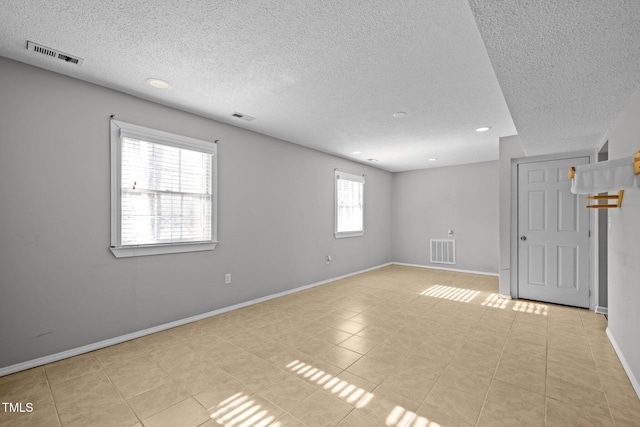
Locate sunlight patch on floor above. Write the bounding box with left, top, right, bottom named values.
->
left=286, top=359, right=374, bottom=406
left=512, top=300, right=548, bottom=315
left=286, top=361, right=446, bottom=426
left=386, top=406, right=442, bottom=427
left=421, top=285, right=479, bottom=303
left=210, top=392, right=277, bottom=427
left=481, top=293, right=548, bottom=315
left=481, top=293, right=510, bottom=309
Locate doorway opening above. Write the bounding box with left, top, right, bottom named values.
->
left=596, top=142, right=609, bottom=314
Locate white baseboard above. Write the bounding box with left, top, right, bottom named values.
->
left=606, top=327, right=640, bottom=399
left=595, top=306, right=608, bottom=315
left=392, top=262, right=499, bottom=277
left=0, top=262, right=392, bottom=377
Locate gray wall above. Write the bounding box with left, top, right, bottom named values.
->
left=602, top=87, right=640, bottom=392
left=0, top=57, right=393, bottom=369
left=391, top=161, right=499, bottom=274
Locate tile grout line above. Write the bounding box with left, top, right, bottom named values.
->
left=544, top=305, right=549, bottom=427
left=42, top=367, right=64, bottom=427
left=309, top=289, right=456, bottom=425
left=582, top=311, right=617, bottom=426
left=474, top=306, right=517, bottom=427
left=121, top=339, right=203, bottom=426
left=92, top=352, right=144, bottom=427
left=400, top=302, right=486, bottom=427
left=308, top=322, right=376, bottom=427
left=399, top=298, right=465, bottom=426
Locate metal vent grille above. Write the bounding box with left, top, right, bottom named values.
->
left=430, top=239, right=456, bottom=264
left=27, top=41, right=84, bottom=66
left=231, top=112, right=256, bottom=121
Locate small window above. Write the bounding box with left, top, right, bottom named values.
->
left=335, top=170, right=364, bottom=238
left=110, top=120, right=217, bottom=258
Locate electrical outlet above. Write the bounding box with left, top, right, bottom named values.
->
left=224, top=273, right=231, bottom=284
left=326, top=255, right=332, bottom=265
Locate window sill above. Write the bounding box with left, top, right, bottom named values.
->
left=334, top=231, right=364, bottom=239
left=110, top=242, right=218, bottom=258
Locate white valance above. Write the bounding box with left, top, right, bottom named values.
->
left=570, top=156, right=636, bottom=195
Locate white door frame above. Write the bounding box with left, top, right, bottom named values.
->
left=510, top=150, right=597, bottom=309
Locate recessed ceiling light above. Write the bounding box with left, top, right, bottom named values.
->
left=428, top=158, right=438, bottom=161
left=475, top=126, right=491, bottom=132
left=353, top=151, right=362, bottom=154
left=393, top=112, right=406, bottom=118
left=367, top=158, right=379, bottom=162
left=146, top=78, right=171, bottom=89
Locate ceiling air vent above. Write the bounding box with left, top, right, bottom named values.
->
left=231, top=112, right=256, bottom=121
left=27, top=41, right=84, bottom=66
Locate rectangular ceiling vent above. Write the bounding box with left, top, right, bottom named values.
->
left=27, top=41, right=84, bottom=66
left=231, top=112, right=256, bottom=121
left=430, top=239, right=456, bottom=265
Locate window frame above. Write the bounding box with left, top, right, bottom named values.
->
left=334, top=170, right=365, bottom=239
left=109, top=119, right=218, bottom=258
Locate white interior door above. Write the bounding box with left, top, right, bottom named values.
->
left=517, top=157, right=590, bottom=308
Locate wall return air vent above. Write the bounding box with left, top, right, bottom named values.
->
left=430, top=239, right=456, bottom=265
left=27, top=41, right=84, bottom=66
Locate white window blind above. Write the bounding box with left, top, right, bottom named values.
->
left=335, top=170, right=364, bottom=238
left=121, top=138, right=212, bottom=245
left=110, top=120, right=217, bottom=258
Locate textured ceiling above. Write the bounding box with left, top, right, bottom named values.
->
left=468, top=0, right=640, bottom=156
left=3, top=1, right=639, bottom=171
left=0, top=0, right=516, bottom=172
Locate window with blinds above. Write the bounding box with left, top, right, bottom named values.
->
left=110, top=120, right=218, bottom=258
left=335, top=170, right=365, bottom=238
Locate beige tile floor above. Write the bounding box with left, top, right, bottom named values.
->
left=1, top=265, right=639, bottom=427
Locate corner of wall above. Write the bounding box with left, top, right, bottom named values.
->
left=603, top=84, right=640, bottom=400
left=498, top=135, right=525, bottom=295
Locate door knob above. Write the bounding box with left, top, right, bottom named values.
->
left=520, top=236, right=527, bottom=241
